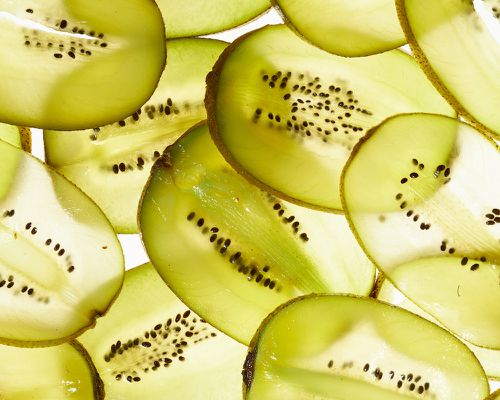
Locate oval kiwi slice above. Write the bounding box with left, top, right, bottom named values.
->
left=0, top=139, right=124, bottom=346
left=244, top=294, right=489, bottom=400
left=0, top=1, right=165, bottom=130
left=274, top=0, right=406, bottom=56
left=396, top=0, right=500, bottom=137
left=206, top=24, right=455, bottom=211
left=139, top=122, right=375, bottom=344
left=342, top=113, right=500, bottom=349
left=44, top=38, right=228, bottom=233
left=78, top=263, right=246, bottom=400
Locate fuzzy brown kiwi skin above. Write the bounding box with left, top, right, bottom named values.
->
left=72, top=340, right=106, bottom=400
left=18, top=127, right=32, bottom=152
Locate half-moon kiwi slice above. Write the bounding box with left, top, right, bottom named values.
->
left=0, top=0, right=165, bottom=130
left=396, top=0, right=500, bottom=137
left=342, top=113, right=500, bottom=349
left=274, top=0, right=406, bottom=56
left=0, top=124, right=31, bottom=151
left=44, top=38, right=227, bottom=233
left=139, top=122, right=375, bottom=344
left=244, top=295, right=489, bottom=400
left=206, top=24, right=455, bottom=211
left=78, top=263, right=246, bottom=400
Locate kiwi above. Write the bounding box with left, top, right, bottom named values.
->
left=44, top=39, right=228, bottom=233
left=486, top=389, right=500, bottom=400
left=243, top=294, right=489, bottom=400
left=206, top=24, right=455, bottom=211
left=0, top=124, right=31, bottom=151
left=78, top=263, right=246, bottom=399
left=274, top=0, right=406, bottom=56
left=341, top=113, right=500, bottom=349
left=0, top=0, right=165, bottom=130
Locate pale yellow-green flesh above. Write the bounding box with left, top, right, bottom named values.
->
left=342, top=113, right=500, bottom=349
left=398, top=0, right=500, bottom=136
left=79, top=263, right=246, bottom=400
left=245, top=295, right=489, bottom=400
left=275, top=0, right=406, bottom=56
left=139, top=124, right=375, bottom=344
left=208, top=24, right=454, bottom=210
left=44, top=39, right=227, bottom=233
left=0, top=123, right=22, bottom=148
left=0, top=0, right=165, bottom=130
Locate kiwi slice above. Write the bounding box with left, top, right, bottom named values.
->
left=78, top=263, right=246, bottom=399
left=274, top=0, right=406, bottom=56
left=0, top=1, right=165, bottom=130
left=397, top=0, right=500, bottom=137
left=0, top=124, right=31, bottom=151
left=342, top=113, right=500, bottom=349
left=206, top=24, right=455, bottom=211
left=139, top=122, right=375, bottom=344
left=0, top=139, right=124, bottom=346
left=244, top=294, right=489, bottom=400
left=44, top=39, right=228, bottom=233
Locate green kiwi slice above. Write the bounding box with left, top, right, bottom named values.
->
left=0, top=139, right=124, bottom=346
left=0, top=1, right=165, bottom=130
left=397, top=0, right=500, bottom=137
left=78, top=263, right=246, bottom=399
left=139, top=122, right=375, bottom=344
left=206, top=24, right=455, bottom=211
left=341, top=113, right=500, bottom=349
left=274, top=0, right=406, bottom=56
left=244, top=294, right=489, bottom=400
left=44, top=39, right=228, bottom=233
left=0, top=341, right=104, bottom=399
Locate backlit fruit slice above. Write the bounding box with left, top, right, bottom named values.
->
left=0, top=124, right=30, bottom=151
left=0, top=140, right=124, bottom=346
left=78, top=263, right=246, bottom=400
left=139, top=123, right=375, bottom=344
left=243, top=295, right=489, bottom=400
left=342, top=113, right=500, bottom=349
left=397, top=0, right=500, bottom=137
left=44, top=39, right=228, bottom=233
left=0, top=341, right=104, bottom=399
left=0, top=1, right=165, bottom=130
left=274, top=0, right=406, bottom=56
left=206, top=24, right=454, bottom=211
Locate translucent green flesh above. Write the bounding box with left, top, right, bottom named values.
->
left=245, top=295, right=489, bottom=400
left=139, top=124, right=375, bottom=344
left=207, top=25, right=454, bottom=210
left=0, top=0, right=165, bottom=130
left=44, top=39, right=227, bottom=233
left=0, top=123, right=22, bottom=148
left=342, top=114, right=500, bottom=349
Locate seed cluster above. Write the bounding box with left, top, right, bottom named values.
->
left=485, top=208, right=500, bottom=226
left=270, top=200, right=309, bottom=242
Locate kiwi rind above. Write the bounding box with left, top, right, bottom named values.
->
left=485, top=389, right=500, bottom=400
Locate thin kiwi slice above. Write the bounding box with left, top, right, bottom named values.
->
left=206, top=24, right=455, bottom=211
left=274, top=0, right=406, bottom=56
left=244, top=294, right=489, bottom=400
left=342, top=113, right=500, bottom=349
left=0, top=1, right=165, bottom=130
left=0, top=124, right=30, bottom=151
left=0, top=139, right=124, bottom=346
left=139, top=122, right=375, bottom=344
left=44, top=39, right=228, bottom=233
left=78, top=263, right=246, bottom=400
left=397, top=0, right=500, bottom=137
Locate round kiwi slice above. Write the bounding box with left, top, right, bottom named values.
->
left=0, top=139, right=124, bottom=346
left=44, top=38, right=228, bottom=233
left=0, top=1, right=165, bottom=130
left=341, top=113, right=500, bottom=349
left=274, top=0, right=406, bottom=56
left=139, top=122, right=375, bottom=344
left=78, top=263, right=246, bottom=400
left=244, top=294, right=489, bottom=400
left=206, top=24, right=455, bottom=211
left=396, top=0, right=500, bottom=137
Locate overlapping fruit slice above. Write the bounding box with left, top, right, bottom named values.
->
left=206, top=24, right=454, bottom=211
left=0, top=0, right=165, bottom=130
left=45, top=39, right=227, bottom=233
left=79, top=263, right=246, bottom=400
left=0, top=123, right=30, bottom=151
left=243, top=295, right=489, bottom=400
left=342, top=113, right=500, bottom=349
left=139, top=123, right=375, bottom=344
